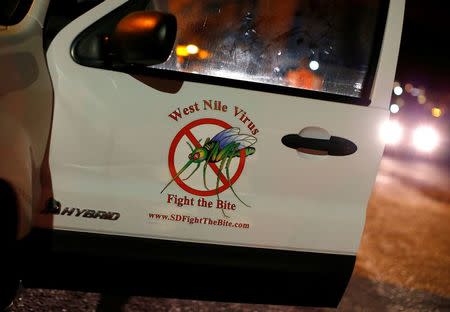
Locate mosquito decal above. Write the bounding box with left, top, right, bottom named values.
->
left=161, top=127, right=256, bottom=209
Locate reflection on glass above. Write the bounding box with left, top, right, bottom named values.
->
left=152, top=0, right=382, bottom=98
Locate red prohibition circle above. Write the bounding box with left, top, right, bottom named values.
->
left=168, top=118, right=246, bottom=197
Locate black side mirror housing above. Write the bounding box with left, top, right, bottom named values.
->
left=71, top=8, right=177, bottom=69
left=109, top=11, right=177, bottom=66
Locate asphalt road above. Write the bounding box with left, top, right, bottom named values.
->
left=9, top=156, right=450, bottom=312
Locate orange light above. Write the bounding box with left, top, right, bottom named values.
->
left=117, top=14, right=158, bottom=33
left=176, top=45, right=189, bottom=57
left=286, top=68, right=323, bottom=90
left=405, top=83, right=413, bottom=93
left=198, top=50, right=209, bottom=59
left=431, top=107, right=442, bottom=118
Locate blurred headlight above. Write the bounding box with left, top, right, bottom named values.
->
left=412, top=126, right=439, bottom=152
left=380, top=120, right=403, bottom=145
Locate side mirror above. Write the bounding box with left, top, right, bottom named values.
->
left=71, top=10, right=177, bottom=68
left=108, top=11, right=177, bottom=66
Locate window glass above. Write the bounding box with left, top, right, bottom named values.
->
left=151, top=0, right=383, bottom=98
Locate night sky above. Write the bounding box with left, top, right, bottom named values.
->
left=394, top=0, right=449, bottom=110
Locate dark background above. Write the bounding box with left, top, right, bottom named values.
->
left=396, top=0, right=449, bottom=114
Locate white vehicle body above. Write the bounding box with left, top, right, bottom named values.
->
left=0, top=0, right=404, bottom=307
left=0, top=0, right=52, bottom=238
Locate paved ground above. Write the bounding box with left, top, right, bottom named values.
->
left=9, top=156, right=450, bottom=311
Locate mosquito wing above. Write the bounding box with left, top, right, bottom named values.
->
left=211, top=128, right=257, bottom=150
left=211, top=127, right=239, bottom=143
left=231, top=134, right=257, bottom=150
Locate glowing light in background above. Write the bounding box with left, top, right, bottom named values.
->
left=390, top=103, right=400, bottom=114
left=176, top=44, right=208, bottom=59
left=412, top=126, right=439, bottom=152
left=411, top=88, right=420, bottom=97
left=176, top=45, right=189, bottom=56
left=198, top=50, right=209, bottom=59
left=405, top=83, right=413, bottom=93
left=380, top=120, right=403, bottom=145
left=186, top=44, right=199, bottom=54
left=418, top=94, right=427, bottom=105
left=431, top=107, right=442, bottom=118
left=393, top=86, right=403, bottom=95
left=309, top=60, right=319, bottom=71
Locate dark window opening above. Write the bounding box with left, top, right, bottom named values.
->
left=0, top=0, right=33, bottom=26
left=43, top=0, right=105, bottom=50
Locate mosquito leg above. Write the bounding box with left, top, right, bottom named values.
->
left=203, top=162, right=209, bottom=190
left=182, top=162, right=200, bottom=181
left=202, top=145, right=217, bottom=191
left=226, top=155, right=250, bottom=207
left=216, top=158, right=226, bottom=197
left=216, top=158, right=229, bottom=218
left=186, top=141, right=194, bottom=152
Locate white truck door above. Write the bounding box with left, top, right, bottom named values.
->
left=37, top=0, right=404, bottom=306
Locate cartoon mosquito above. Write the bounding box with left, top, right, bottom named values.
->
left=161, top=127, right=256, bottom=209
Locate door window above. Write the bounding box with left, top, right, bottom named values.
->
left=151, top=0, right=387, bottom=100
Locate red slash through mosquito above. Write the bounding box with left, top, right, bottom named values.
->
left=184, top=129, right=231, bottom=187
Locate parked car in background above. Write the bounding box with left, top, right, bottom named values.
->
left=381, top=99, right=449, bottom=163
